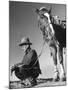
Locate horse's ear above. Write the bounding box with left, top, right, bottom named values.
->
left=48, top=6, right=52, bottom=14
left=35, top=8, right=39, bottom=14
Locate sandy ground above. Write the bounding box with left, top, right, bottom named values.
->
left=9, top=78, right=66, bottom=89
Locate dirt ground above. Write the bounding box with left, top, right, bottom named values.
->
left=9, top=78, right=66, bottom=89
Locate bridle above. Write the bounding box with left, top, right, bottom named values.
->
left=38, top=14, right=52, bottom=28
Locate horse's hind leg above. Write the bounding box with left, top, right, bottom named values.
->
left=50, top=45, right=59, bottom=81
left=58, top=46, right=66, bottom=81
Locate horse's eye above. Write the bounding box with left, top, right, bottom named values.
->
left=40, top=15, right=44, bottom=19
left=44, top=16, right=48, bottom=20
left=40, top=14, right=48, bottom=20
left=40, top=16, right=43, bottom=19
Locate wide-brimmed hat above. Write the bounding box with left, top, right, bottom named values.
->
left=19, top=37, right=32, bottom=46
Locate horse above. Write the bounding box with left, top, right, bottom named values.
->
left=35, top=7, right=66, bottom=81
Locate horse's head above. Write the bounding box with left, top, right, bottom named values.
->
left=35, top=7, right=55, bottom=40
left=35, top=7, right=52, bottom=29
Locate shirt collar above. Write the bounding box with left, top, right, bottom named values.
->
left=25, top=47, right=31, bottom=54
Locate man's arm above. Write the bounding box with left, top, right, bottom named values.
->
left=11, top=62, right=24, bottom=75
left=15, top=62, right=24, bottom=67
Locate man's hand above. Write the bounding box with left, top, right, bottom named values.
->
left=14, top=64, right=18, bottom=67
left=11, top=63, right=23, bottom=76
left=11, top=64, right=17, bottom=76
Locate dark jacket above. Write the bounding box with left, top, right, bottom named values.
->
left=14, top=47, right=41, bottom=80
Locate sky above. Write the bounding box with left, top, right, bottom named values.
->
left=9, top=1, right=66, bottom=80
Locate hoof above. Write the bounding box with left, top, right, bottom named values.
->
left=59, top=73, right=66, bottom=82
left=60, top=77, right=66, bottom=82
left=53, top=76, right=60, bottom=82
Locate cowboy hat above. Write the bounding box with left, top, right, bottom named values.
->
left=19, top=37, right=32, bottom=46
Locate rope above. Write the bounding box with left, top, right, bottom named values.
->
left=38, top=41, right=45, bottom=58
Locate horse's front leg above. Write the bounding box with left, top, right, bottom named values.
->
left=58, top=46, right=66, bottom=81
left=50, top=44, right=59, bottom=81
